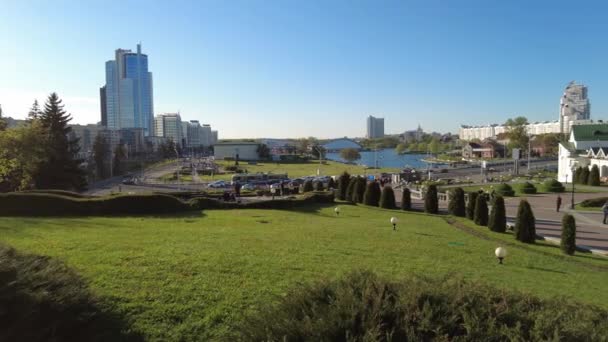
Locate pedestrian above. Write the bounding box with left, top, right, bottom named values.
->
left=556, top=194, right=562, bottom=212
left=602, top=201, right=608, bottom=224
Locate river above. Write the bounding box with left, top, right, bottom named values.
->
left=325, top=149, right=430, bottom=169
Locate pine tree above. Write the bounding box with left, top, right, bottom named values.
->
left=488, top=195, right=506, bottom=232
left=35, top=93, right=87, bottom=190
left=424, top=184, right=438, bottom=214
left=0, top=104, right=6, bottom=131
left=93, top=134, right=108, bottom=179
left=401, top=188, right=412, bottom=210
left=336, top=172, right=351, bottom=200
left=380, top=186, right=396, bottom=209
left=588, top=165, right=600, bottom=186
left=574, top=167, right=583, bottom=184
left=466, top=192, right=478, bottom=220
left=327, top=177, right=336, bottom=190
left=363, top=181, right=381, bottom=206
left=27, top=100, right=42, bottom=122
left=561, top=214, right=576, bottom=255
left=474, top=194, right=488, bottom=226
left=580, top=167, right=590, bottom=185
left=353, top=177, right=367, bottom=203
left=346, top=177, right=358, bottom=202
left=514, top=200, right=536, bottom=244
left=448, top=187, right=466, bottom=217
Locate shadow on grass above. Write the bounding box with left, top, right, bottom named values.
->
left=0, top=244, right=144, bottom=342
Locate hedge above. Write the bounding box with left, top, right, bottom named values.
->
left=495, top=183, right=515, bottom=197
left=519, top=182, right=537, bottom=194
left=542, top=179, right=565, bottom=193
left=579, top=197, right=608, bottom=208
left=189, top=191, right=335, bottom=210
left=19, top=189, right=92, bottom=198
left=561, top=214, right=576, bottom=255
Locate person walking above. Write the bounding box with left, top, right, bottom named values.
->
left=602, top=201, right=608, bottom=224
left=556, top=194, right=562, bottom=212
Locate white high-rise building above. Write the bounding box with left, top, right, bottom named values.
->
left=154, top=113, right=183, bottom=146
left=366, top=115, right=384, bottom=138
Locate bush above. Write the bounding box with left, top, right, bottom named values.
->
left=580, top=167, right=590, bottom=185
left=363, top=181, right=381, bottom=207
left=401, top=188, right=412, bottom=210
left=466, top=191, right=478, bottom=220
left=327, top=177, right=336, bottom=190
left=474, top=194, right=488, bottom=226
left=542, top=179, right=565, bottom=193
left=424, top=184, right=438, bottom=214
left=561, top=214, right=577, bottom=255
left=345, top=177, right=358, bottom=202
left=336, top=172, right=351, bottom=200
left=314, top=181, right=325, bottom=191
left=574, top=166, right=583, bottom=184
left=379, top=186, right=396, bottom=209
left=190, top=191, right=335, bottom=210
left=448, top=187, right=466, bottom=217
left=238, top=270, right=608, bottom=341
left=19, top=189, right=91, bottom=198
left=579, top=196, right=608, bottom=208
left=488, top=195, right=506, bottom=233
left=0, top=244, right=141, bottom=342
left=353, top=177, right=367, bottom=203
left=515, top=200, right=536, bottom=243
left=302, top=180, right=314, bottom=192
left=495, top=183, right=515, bottom=197
left=519, top=182, right=537, bottom=194
left=588, top=165, right=600, bottom=186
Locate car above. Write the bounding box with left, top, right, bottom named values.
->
left=242, top=183, right=256, bottom=191
left=121, top=177, right=135, bottom=185
left=208, top=180, right=228, bottom=188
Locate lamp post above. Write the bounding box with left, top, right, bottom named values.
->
left=390, top=217, right=398, bottom=231
left=495, top=247, right=507, bottom=264
left=334, top=207, right=340, bottom=216
left=571, top=165, right=576, bottom=209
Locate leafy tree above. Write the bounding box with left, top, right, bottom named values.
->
left=36, top=93, right=86, bottom=191
left=588, top=165, right=600, bottom=186
left=514, top=200, right=536, bottom=244
left=346, top=177, right=358, bottom=202
left=340, top=148, right=361, bottom=163
left=92, top=135, right=108, bottom=179
left=336, top=172, right=351, bottom=200
left=257, top=144, right=271, bottom=160
left=379, top=186, right=396, bottom=209
left=401, top=188, right=411, bottom=210
left=395, top=143, right=407, bottom=154
left=448, top=187, right=466, bottom=217
left=580, top=167, right=590, bottom=185
left=112, top=144, right=126, bottom=176
left=504, top=116, right=529, bottom=151
left=363, top=181, right=381, bottom=206
left=541, top=133, right=560, bottom=156
left=466, top=192, right=478, bottom=220
left=311, top=144, right=326, bottom=159
left=488, top=196, right=506, bottom=233
left=561, top=214, right=576, bottom=255
left=474, top=194, right=488, bottom=226
left=429, top=138, right=440, bottom=155
left=353, top=177, right=367, bottom=203
left=424, top=184, right=438, bottom=214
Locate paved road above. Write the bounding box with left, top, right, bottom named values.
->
left=394, top=187, right=608, bottom=253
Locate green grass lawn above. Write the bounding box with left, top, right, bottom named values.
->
left=197, top=160, right=399, bottom=181
left=1, top=205, right=607, bottom=340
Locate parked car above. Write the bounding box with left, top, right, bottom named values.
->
left=208, top=180, right=228, bottom=188
left=242, top=183, right=257, bottom=191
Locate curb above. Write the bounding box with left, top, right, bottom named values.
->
left=539, top=235, right=608, bottom=257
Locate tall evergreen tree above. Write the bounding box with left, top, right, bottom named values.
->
left=574, top=167, right=583, bottom=184
left=466, top=192, right=478, bottom=220
left=346, top=177, right=358, bottom=202
left=474, top=194, right=488, bottom=226
left=27, top=100, right=42, bottom=122
left=580, top=167, right=590, bottom=185
left=363, top=181, right=381, bottom=206
left=561, top=214, right=576, bottom=255
left=588, top=165, right=600, bottom=186
left=0, top=104, right=6, bottom=131
left=514, top=200, right=536, bottom=244
left=112, top=144, right=127, bottom=176
left=336, top=172, right=351, bottom=200
left=424, top=184, right=439, bottom=214
left=353, top=177, right=367, bottom=203
left=448, top=187, right=466, bottom=217
left=35, top=93, right=87, bottom=190
left=93, top=135, right=108, bottom=179
left=488, top=195, right=506, bottom=232
left=401, top=188, right=412, bottom=210
left=379, top=186, right=396, bottom=209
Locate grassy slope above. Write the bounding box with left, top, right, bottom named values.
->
left=1, top=206, right=607, bottom=340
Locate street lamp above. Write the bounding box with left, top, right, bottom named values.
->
left=495, top=247, right=507, bottom=264
left=569, top=160, right=578, bottom=209
left=334, top=207, right=340, bottom=216
left=390, top=217, right=398, bottom=231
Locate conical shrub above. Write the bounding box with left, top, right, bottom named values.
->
left=448, top=187, right=466, bottom=217
left=474, top=194, right=488, bottom=226
left=401, top=188, right=411, bottom=210
left=380, top=186, right=396, bottom=209
left=353, top=177, right=367, bottom=203
left=336, top=172, right=351, bottom=200
left=424, top=184, right=438, bottom=214
left=314, top=181, right=325, bottom=191
left=574, top=166, right=583, bottom=184
left=303, top=180, right=314, bottom=192
left=514, top=200, right=536, bottom=244
left=488, top=195, right=506, bottom=233
left=580, top=167, right=590, bottom=185
left=327, top=177, right=336, bottom=190
left=561, top=214, right=576, bottom=255
left=363, top=181, right=381, bottom=206
left=345, top=177, right=358, bottom=202
left=588, top=165, right=600, bottom=186
left=466, top=192, right=478, bottom=220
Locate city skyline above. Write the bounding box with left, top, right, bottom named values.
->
left=2, top=1, right=608, bottom=138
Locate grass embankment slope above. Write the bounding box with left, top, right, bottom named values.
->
left=1, top=205, right=607, bottom=340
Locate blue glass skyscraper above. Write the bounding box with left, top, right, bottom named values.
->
left=100, top=44, right=154, bottom=135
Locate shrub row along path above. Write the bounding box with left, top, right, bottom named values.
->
left=395, top=187, right=608, bottom=254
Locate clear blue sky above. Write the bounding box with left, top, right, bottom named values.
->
left=2, top=0, right=608, bottom=139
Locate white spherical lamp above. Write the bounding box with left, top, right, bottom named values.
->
left=495, top=247, right=507, bottom=264
left=334, top=207, right=340, bottom=216
left=390, top=217, right=398, bottom=230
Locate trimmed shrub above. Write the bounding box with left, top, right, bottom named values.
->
left=588, top=165, right=600, bottom=186
left=0, top=244, right=141, bottom=342
left=327, top=177, right=336, bottom=190
left=466, top=191, right=478, bottom=220
left=561, top=214, right=576, bottom=255
left=424, top=184, right=438, bottom=214
left=336, top=172, right=351, bottom=200
left=190, top=191, right=334, bottom=210
left=474, top=194, right=488, bottom=226
left=448, top=187, right=466, bottom=217
left=579, top=196, right=608, bottom=208
left=380, top=186, right=396, bottom=209
left=574, top=166, right=583, bottom=184
left=314, top=181, right=325, bottom=191
left=401, top=188, right=412, bottom=210
left=345, top=177, right=358, bottom=202
left=239, top=270, right=608, bottom=341
left=495, top=183, right=515, bottom=197
left=488, top=195, right=506, bottom=233
left=519, top=182, right=537, bottom=194
left=515, top=200, right=536, bottom=243
left=363, top=181, right=381, bottom=207
left=353, top=177, right=367, bottom=203
left=542, top=179, right=565, bottom=193
left=302, top=180, right=314, bottom=192
left=580, top=167, right=590, bottom=185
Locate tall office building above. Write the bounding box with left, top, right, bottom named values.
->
left=559, top=81, right=590, bottom=133
left=154, top=113, right=183, bottom=145
left=366, top=115, right=385, bottom=138
left=100, top=44, right=154, bottom=135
